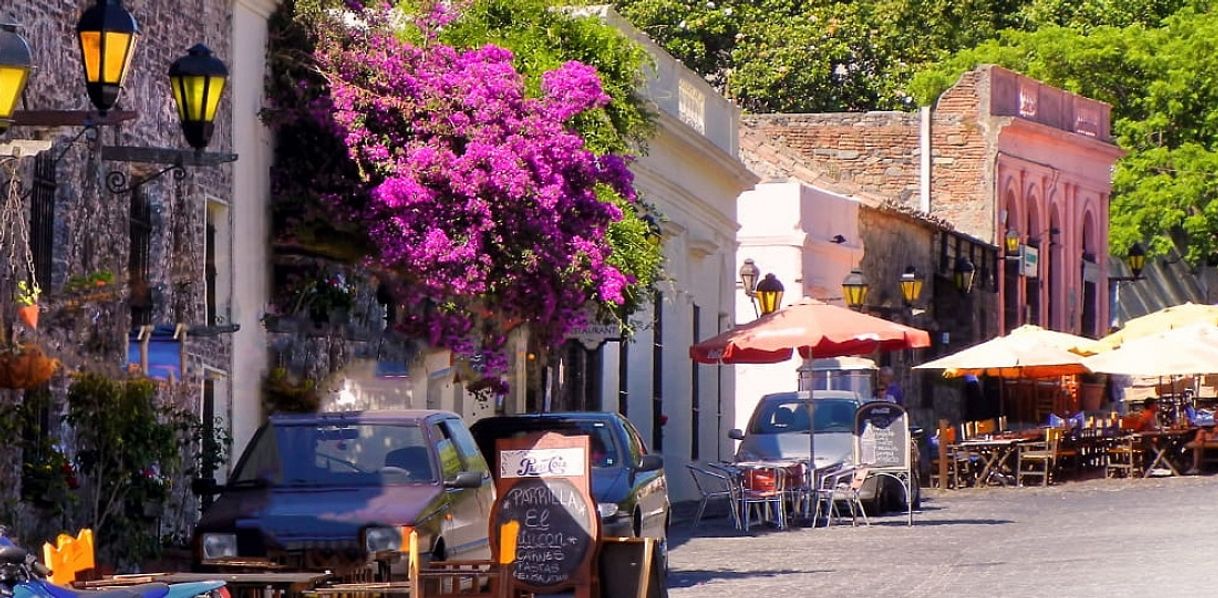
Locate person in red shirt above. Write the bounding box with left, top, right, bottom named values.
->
left=1132, top=398, right=1160, bottom=432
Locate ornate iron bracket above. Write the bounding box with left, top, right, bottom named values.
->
left=100, top=145, right=237, bottom=195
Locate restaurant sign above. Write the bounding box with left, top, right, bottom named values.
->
left=853, top=402, right=911, bottom=471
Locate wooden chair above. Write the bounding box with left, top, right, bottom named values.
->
left=1016, top=427, right=1064, bottom=486
left=1105, top=434, right=1144, bottom=478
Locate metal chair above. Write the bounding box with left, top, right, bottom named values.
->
left=739, top=465, right=787, bottom=531
left=685, top=463, right=740, bottom=529
left=814, top=465, right=870, bottom=527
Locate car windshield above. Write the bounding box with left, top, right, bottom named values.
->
left=474, top=420, right=620, bottom=468
left=749, top=399, right=857, bottom=434
left=231, top=423, right=434, bottom=486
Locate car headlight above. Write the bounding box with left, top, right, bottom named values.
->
left=201, top=533, right=237, bottom=560
left=364, top=526, right=404, bottom=554
left=596, top=503, right=621, bottom=519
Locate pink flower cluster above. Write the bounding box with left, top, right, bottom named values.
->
left=314, top=25, right=637, bottom=384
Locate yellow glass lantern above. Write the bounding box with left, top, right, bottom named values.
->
left=755, top=273, right=784, bottom=316
left=841, top=269, right=869, bottom=310
left=0, top=23, right=32, bottom=135
left=76, top=0, right=139, bottom=114
left=899, top=267, right=924, bottom=305
left=169, top=44, right=229, bottom=150
left=954, top=256, right=976, bottom=294
left=1127, top=242, right=1146, bottom=279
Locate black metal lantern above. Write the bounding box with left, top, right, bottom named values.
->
left=76, top=0, right=140, bottom=114
left=1127, top=242, right=1146, bottom=279
left=169, top=44, right=229, bottom=150
left=841, top=269, right=869, bottom=310
left=739, top=259, right=760, bottom=297
left=0, top=23, right=32, bottom=135
left=954, top=256, right=976, bottom=294
left=899, top=266, right=924, bottom=305
left=1004, top=229, right=1022, bottom=257
left=755, top=273, right=784, bottom=316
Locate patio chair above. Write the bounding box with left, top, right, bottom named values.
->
left=1016, top=427, right=1064, bottom=486
left=814, top=466, right=870, bottom=527
left=685, top=463, right=741, bottom=529
left=1105, top=434, right=1144, bottom=478
left=739, top=465, right=787, bottom=531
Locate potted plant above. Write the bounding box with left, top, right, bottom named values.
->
left=15, top=280, right=40, bottom=329
left=262, top=367, right=322, bottom=413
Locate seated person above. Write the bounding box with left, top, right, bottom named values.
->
left=1185, top=424, right=1218, bottom=475
left=1131, top=398, right=1160, bottom=432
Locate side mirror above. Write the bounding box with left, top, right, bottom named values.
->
left=728, top=429, right=745, bottom=441
left=192, top=477, right=220, bottom=496
left=445, top=471, right=484, bottom=489
left=636, top=454, right=664, bottom=472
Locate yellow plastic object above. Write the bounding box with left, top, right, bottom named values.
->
left=497, top=521, right=519, bottom=566
left=42, top=529, right=95, bottom=585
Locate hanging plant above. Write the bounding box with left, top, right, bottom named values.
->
left=15, top=280, right=40, bottom=330
left=262, top=367, right=322, bottom=414
left=0, top=343, right=59, bottom=390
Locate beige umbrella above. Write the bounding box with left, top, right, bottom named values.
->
left=1085, top=324, right=1218, bottom=376
left=1092, top=302, right=1218, bottom=353
left=913, top=325, right=1092, bottom=379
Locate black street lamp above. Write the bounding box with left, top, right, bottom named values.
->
left=0, top=23, right=32, bottom=136
left=1127, top=242, right=1146, bottom=279
left=899, top=266, right=924, bottom=305
left=169, top=44, right=229, bottom=151
left=954, top=256, right=976, bottom=294
left=755, top=273, right=784, bottom=316
left=841, top=269, right=869, bottom=310
left=76, top=0, right=140, bottom=115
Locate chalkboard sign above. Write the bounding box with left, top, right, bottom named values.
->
left=490, top=433, right=597, bottom=596
left=853, top=402, right=910, bottom=470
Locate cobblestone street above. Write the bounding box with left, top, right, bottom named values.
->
left=668, top=476, right=1218, bottom=597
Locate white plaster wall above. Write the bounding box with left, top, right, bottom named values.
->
left=732, top=183, right=861, bottom=439
left=227, top=0, right=277, bottom=461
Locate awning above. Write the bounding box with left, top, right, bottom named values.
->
left=127, top=325, right=183, bottom=380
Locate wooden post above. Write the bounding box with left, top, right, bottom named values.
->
left=408, top=529, right=420, bottom=597
left=496, top=522, right=518, bottom=598
left=937, top=418, right=950, bottom=489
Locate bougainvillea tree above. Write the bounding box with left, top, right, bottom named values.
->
left=267, top=1, right=662, bottom=392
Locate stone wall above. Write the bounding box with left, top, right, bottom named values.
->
left=1, top=0, right=234, bottom=542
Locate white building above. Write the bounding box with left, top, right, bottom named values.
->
left=585, top=8, right=759, bottom=503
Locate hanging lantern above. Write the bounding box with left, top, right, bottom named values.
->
left=76, top=0, right=139, bottom=114
left=739, top=259, right=760, bottom=297
left=755, top=273, right=784, bottom=316
left=1126, top=242, right=1146, bottom=279
left=169, top=44, right=229, bottom=150
left=0, top=23, right=32, bottom=136
left=1004, top=229, right=1022, bottom=257
left=841, top=269, right=869, bottom=310
left=954, top=256, right=976, bottom=294
left=899, top=266, right=924, bottom=305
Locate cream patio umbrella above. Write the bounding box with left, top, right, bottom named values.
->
left=1085, top=324, right=1218, bottom=377
left=1091, top=303, right=1218, bottom=353
left=913, top=325, right=1093, bottom=379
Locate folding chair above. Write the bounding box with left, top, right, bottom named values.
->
left=685, top=463, right=741, bottom=529
left=814, top=466, right=870, bottom=527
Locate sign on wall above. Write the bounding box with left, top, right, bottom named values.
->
left=1021, top=245, right=1039, bottom=278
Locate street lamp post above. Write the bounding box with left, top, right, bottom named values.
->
left=841, top=269, right=869, bottom=311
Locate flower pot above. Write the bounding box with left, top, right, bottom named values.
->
left=17, top=304, right=39, bottom=329
left=1080, top=382, right=1105, bottom=412
left=0, top=344, right=59, bottom=389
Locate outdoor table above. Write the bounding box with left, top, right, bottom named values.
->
left=954, top=437, right=1025, bottom=487
left=1135, top=428, right=1195, bottom=477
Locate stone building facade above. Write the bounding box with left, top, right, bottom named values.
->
left=0, top=0, right=239, bottom=541
left=744, top=65, right=1123, bottom=339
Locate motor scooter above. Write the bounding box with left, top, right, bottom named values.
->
left=0, top=528, right=226, bottom=598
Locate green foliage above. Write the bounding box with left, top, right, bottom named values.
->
left=66, top=374, right=196, bottom=565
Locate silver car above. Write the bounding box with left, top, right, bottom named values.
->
left=729, top=390, right=919, bottom=511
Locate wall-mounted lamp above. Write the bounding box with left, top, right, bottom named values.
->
left=841, top=269, right=869, bottom=310
left=899, top=266, right=924, bottom=305
left=755, top=273, right=784, bottom=316
left=954, top=256, right=976, bottom=294
left=1110, top=242, right=1147, bottom=283
left=1004, top=229, right=1022, bottom=259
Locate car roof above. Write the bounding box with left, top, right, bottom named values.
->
left=268, top=410, right=458, bottom=425
left=472, top=412, right=620, bottom=426
left=760, top=390, right=860, bottom=402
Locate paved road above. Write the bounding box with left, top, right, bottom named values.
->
left=667, top=476, right=1218, bottom=597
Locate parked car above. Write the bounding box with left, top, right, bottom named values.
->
left=192, top=410, right=493, bottom=578
left=729, top=391, right=920, bottom=512
left=469, top=413, right=669, bottom=556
